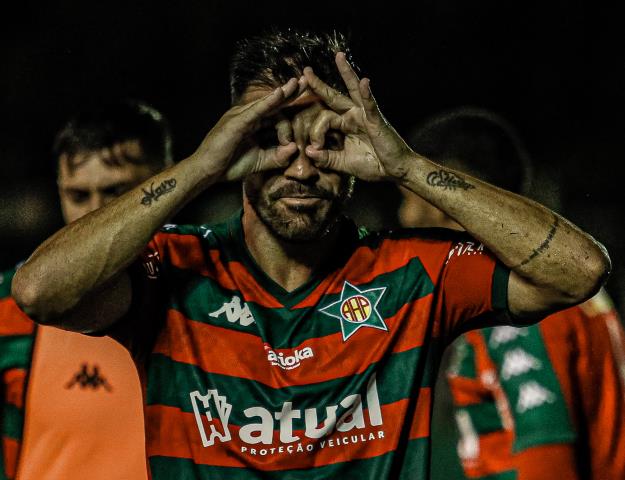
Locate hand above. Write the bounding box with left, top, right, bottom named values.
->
left=303, top=53, right=416, bottom=182
left=191, top=77, right=304, bottom=182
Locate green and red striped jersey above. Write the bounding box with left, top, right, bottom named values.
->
left=124, top=214, right=510, bottom=479
left=0, top=267, right=35, bottom=480
left=446, top=289, right=625, bottom=479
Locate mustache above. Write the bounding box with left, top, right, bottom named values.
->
left=268, top=183, right=335, bottom=201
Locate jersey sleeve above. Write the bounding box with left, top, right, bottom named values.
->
left=0, top=267, right=36, bottom=479
left=107, top=234, right=170, bottom=361
left=573, top=289, right=625, bottom=478
left=435, top=237, right=510, bottom=341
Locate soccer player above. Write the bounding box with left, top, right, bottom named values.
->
left=398, top=107, right=625, bottom=479
left=11, top=30, right=610, bottom=479
left=0, top=100, right=172, bottom=479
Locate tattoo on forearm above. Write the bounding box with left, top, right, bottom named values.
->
left=518, top=214, right=560, bottom=266
left=141, top=179, right=177, bottom=206
left=426, top=169, right=475, bottom=191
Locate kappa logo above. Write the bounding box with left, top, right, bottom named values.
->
left=489, top=326, right=529, bottom=348
left=190, top=390, right=233, bottom=447
left=265, top=344, right=315, bottom=370
left=319, top=281, right=387, bottom=341
left=500, top=348, right=542, bottom=380
left=516, top=381, right=556, bottom=413
left=210, top=295, right=256, bottom=326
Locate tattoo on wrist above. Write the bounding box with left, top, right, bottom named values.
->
left=426, top=169, right=475, bottom=191
left=518, top=214, right=560, bottom=266
left=141, top=179, right=177, bottom=206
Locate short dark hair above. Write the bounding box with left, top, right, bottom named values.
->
left=229, top=28, right=356, bottom=104
left=408, top=107, right=532, bottom=194
left=53, top=99, right=173, bottom=172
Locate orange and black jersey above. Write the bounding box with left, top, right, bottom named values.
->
left=121, top=213, right=512, bottom=479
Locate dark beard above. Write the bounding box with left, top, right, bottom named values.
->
left=244, top=178, right=351, bottom=243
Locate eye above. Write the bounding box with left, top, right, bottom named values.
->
left=254, top=128, right=279, bottom=149
left=325, top=130, right=345, bottom=151
left=65, top=189, right=89, bottom=204
left=102, top=184, right=131, bottom=198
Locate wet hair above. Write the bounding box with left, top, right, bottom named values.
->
left=53, top=99, right=173, bottom=172
left=408, top=107, right=533, bottom=194
left=229, top=28, right=356, bottom=104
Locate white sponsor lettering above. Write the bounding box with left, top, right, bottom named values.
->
left=446, top=241, right=485, bottom=263
left=191, top=374, right=384, bottom=455
left=209, top=295, right=255, bottom=326
left=190, top=390, right=232, bottom=447
left=455, top=409, right=479, bottom=461
left=265, top=345, right=314, bottom=370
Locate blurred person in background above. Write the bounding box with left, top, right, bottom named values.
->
left=398, top=107, right=625, bottom=479
left=0, top=99, right=172, bottom=479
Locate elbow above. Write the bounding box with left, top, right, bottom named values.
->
left=572, top=241, right=612, bottom=304
left=11, top=268, right=61, bottom=325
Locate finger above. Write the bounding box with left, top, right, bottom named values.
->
left=309, top=109, right=344, bottom=149
left=242, top=78, right=299, bottom=121
left=335, top=52, right=364, bottom=107
left=258, top=142, right=298, bottom=170
left=305, top=145, right=343, bottom=172
left=358, top=77, right=384, bottom=125
left=303, top=67, right=353, bottom=113
left=275, top=117, right=293, bottom=145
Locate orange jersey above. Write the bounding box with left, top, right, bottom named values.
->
left=446, top=289, right=625, bottom=479
left=0, top=267, right=148, bottom=480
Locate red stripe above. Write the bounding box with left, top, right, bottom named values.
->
left=293, top=237, right=448, bottom=309
left=408, top=387, right=431, bottom=439
left=3, top=369, right=27, bottom=409
left=0, top=298, right=35, bottom=336
left=146, top=397, right=417, bottom=470
left=154, top=298, right=433, bottom=388
left=154, top=233, right=282, bottom=308
left=2, top=437, right=19, bottom=478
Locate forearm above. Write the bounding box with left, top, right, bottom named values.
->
left=12, top=154, right=218, bottom=322
left=399, top=154, right=610, bottom=306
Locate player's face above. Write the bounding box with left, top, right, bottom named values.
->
left=58, top=140, right=154, bottom=224
left=241, top=87, right=353, bottom=242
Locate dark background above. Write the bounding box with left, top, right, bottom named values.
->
left=1, top=1, right=623, bottom=476
left=6, top=0, right=623, bottom=308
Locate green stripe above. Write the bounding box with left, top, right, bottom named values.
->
left=147, top=341, right=442, bottom=427
left=470, top=472, right=517, bottom=480
left=0, top=336, right=34, bottom=371
left=0, top=463, right=7, bottom=480
left=168, top=255, right=434, bottom=349
left=460, top=403, right=504, bottom=434
left=0, top=268, right=16, bottom=299
left=148, top=437, right=430, bottom=479
left=484, top=325, right=575, bottom=452
left=2, top=403, right=24, bottom=441
left=491, top=263, right=509, bottom=310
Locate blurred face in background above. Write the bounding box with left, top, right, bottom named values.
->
left=57, top=139, right=155, bottom=224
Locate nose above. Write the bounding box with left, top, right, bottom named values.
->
left=283, top=149, right=320, bottom=182
left=87, top=193, right=107, bottom=214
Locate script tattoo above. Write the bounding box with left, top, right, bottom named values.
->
left=518, top=214, right=560, bottom=266
left=426, top=169, right=475, bottom=191
left=141, top=178, right=177, bottom=206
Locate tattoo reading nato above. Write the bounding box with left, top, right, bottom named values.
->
left=141, top=179, right=177, bottom=206
left=426, top=169, right=475, bottom=191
